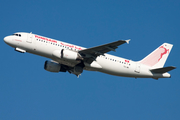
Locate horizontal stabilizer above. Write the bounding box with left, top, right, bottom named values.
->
left=150, top=66, right=176, bottom=73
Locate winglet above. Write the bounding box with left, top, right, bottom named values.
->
left=125, top=39, right=130, bottom=44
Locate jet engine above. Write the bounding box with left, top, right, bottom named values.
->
left=52, top=49, right=82, bottom=61
left=44, top=60, right=66, bottom=72
left=69, top=62, right=85, bottom=77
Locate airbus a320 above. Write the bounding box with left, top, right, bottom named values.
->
left=4, top=32, right=176, bottom=79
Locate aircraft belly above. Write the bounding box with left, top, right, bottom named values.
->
left=97, top=59, right=153, bottom=78
left=97, top=60, right=129, bottom=75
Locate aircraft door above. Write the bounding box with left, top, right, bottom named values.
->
left=135, top=63, right=141, bottom=73
left=27, top=33, right=32, bottom=43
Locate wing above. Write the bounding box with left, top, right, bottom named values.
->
left=79, top=39, right=130, bottom=63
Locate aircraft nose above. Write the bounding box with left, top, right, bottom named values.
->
left=4, top=36, right=10, bottom=44
left=4, top=36, right=8, bottom=43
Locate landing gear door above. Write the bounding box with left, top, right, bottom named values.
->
left=135, top=63, right=141, bottom=73
left=27, top=33, right=32, bottom=43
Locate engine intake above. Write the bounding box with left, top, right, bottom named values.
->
left=44, top=60, right=66, bottom=72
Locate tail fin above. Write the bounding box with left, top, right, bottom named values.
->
left=139, top=43, right=173, bottom=68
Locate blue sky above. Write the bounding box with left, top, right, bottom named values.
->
left=0, top=0, right=180, bottom=119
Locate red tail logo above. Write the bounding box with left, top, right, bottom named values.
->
left=158, top=46, right=169, bottom=61
left=140, top=45, right=169, bottom=67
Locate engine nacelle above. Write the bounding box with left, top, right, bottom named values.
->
left=52, top=49, right=82, bottom=60
left=69, top=62, right=85, bottom=77
left=44, top=60, right=66, bottom=72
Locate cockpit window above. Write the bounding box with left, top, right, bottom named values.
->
left=13, top=34, right=18, bottom=36
left=13, top=34, right=21, bottom=37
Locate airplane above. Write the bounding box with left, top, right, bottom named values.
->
left=4, top=32, right=176, bottom=79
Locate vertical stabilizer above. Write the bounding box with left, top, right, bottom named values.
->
left=140, top=43, right=173, bottom=69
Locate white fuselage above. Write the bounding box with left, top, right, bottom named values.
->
left=4, top=32, right=171, bottom=79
